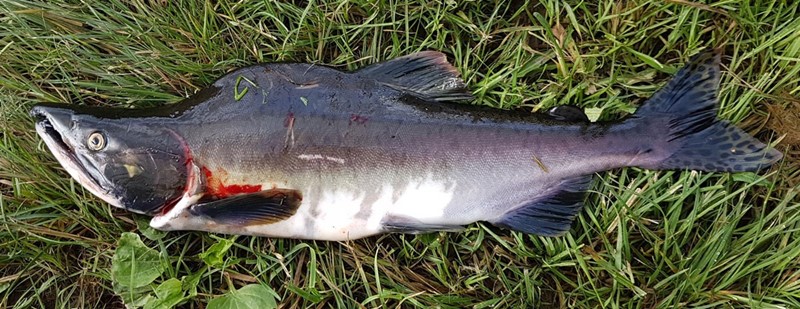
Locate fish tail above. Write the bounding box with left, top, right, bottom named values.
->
left=634, top=49, right=782, bottom=172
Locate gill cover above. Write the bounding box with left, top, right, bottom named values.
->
left=31, top=104, right=189, bottom=215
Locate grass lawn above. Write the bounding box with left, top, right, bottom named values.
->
left=1, top=0, right=799, bottom=307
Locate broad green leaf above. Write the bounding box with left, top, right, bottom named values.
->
left=136, top=216, right=167, bottom=240
left=584, top=107, right=604, bottom=122
left=181, top=272, right=203, bottom=298
left=207, top=284, right=277, bottom=309
left=144, top=279, right=184, bottom=309
left=112, top=282, right=153, bottom=308
left=112, top=233, right=164, bottom=289
left=199, top=238, right=234, bottom=267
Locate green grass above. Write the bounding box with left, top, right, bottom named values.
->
left=1, top=0, right=799, bottom=307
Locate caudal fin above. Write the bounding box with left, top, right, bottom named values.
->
left=636, top=49, right=782, bottom=172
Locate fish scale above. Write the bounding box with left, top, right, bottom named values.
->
left=31, top=50, right=782, bottom=240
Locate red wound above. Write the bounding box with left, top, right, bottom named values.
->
left=350, top=114, right=368, bottom=125
left=160, top=129, right=194, bottom=215
left=284, top=112, right=295, bottom=128
left=201, top=166, right=262, bottom=198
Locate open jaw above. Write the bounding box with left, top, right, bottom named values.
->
left=32, top=108, right=126, bottom=211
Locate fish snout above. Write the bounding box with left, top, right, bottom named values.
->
left=31, top=104, right=76, bottom=132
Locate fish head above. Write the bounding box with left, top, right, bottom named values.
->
left=31, top=104, right=190, bottom=215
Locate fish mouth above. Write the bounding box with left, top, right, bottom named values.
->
left=34, top=111, right=73, bottom=160
left=31, top=105, right=124, bottom=209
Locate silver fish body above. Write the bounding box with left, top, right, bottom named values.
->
left=32, top=51, right=782, bottom=240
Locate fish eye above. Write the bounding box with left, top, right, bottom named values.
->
left=87, top=132, right=106, bottom=151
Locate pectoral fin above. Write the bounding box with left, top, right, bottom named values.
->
left=188, top=189, right=303, bottom=226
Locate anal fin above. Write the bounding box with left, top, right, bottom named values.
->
left=491, top=175, right=593, bottom=237
left=188, top=189, right=302, bottom=226
left=382, top=215, right=464, bottom=234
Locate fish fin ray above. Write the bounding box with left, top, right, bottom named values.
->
left=635, top=49, right=782, bottom=171
left=381, top=215, right=464, bottom=234
left=188, top=189, right=302, bottom=226
left=491, top=175, right=593, bottom=237
left=636, top=50, right=721, bottom=115
left=356, top=51, right=473, bottom=102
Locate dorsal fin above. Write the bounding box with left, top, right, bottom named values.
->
left=356, top=51, right=474, bottom=102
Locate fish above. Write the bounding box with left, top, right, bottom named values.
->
left=31, top=50, right=782, bottom=241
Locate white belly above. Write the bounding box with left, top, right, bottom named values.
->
left=151, top=174, right=458, bottom=241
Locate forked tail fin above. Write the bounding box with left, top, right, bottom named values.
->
left=492, top=49, right=782, bottom=238
left=635, top=49, right=782, bottom=172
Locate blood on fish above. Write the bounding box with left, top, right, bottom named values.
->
left=284, top=112, right=295, bottom=128
left=161, top=129, right=194, bottom=215
left=350, top=114, right=368, bottom=125
left=201, top=166, right=262, bottom=198
left=160, top=197, right=180, bottom=215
